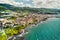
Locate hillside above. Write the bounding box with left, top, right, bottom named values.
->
left=0, top=3, right=60, bottom=14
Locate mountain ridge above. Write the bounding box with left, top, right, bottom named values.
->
left=0, top=3, right=60, bottom=14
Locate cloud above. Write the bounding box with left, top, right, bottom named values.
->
left=23, top=0, right=30, bottom=2
left=0, top=0, right=25, bottom=7
left=25, top=4, right=32, bottom=7
left=32, top=0, right=60, bottom=8
left=0, top=0, right=14, bottom=4
left=0, top=0, right=60, bottom=8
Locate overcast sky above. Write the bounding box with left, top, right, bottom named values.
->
left=0, top=0, right=60, bottom=8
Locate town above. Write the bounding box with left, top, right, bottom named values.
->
left=0, top=11, right=60, bottom=40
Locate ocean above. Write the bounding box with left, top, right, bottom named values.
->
left=24, top=18, right=60, bottom=40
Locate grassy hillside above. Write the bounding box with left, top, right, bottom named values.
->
left=0, top=3, right=60, bottom=14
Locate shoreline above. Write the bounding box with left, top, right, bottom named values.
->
left=23, top=17, right=60, bottom=40
left=22, top=17, right=49, bottom=40
left=6, top=17, right=60, bottom=40
left=8, top=17, right=49, bottom=40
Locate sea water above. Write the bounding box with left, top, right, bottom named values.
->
left=24, top=18, right=60, bottom=40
